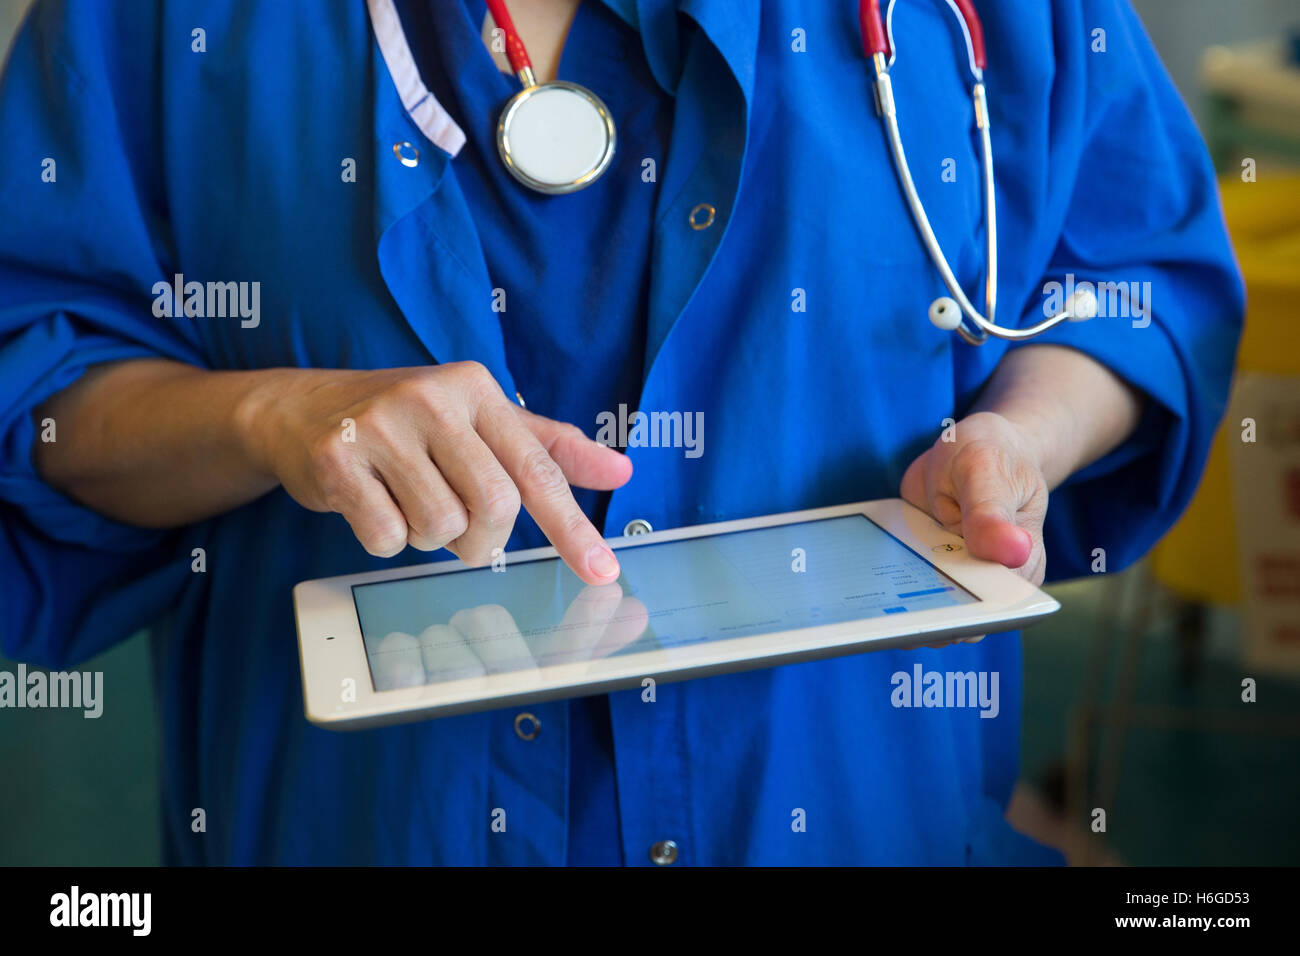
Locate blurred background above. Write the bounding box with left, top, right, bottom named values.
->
left=1, top=0, right=1298, bottom=865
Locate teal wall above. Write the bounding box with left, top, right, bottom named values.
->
left=0, top=634, right=160, bottom=865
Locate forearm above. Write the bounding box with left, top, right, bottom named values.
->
left=32, top=358, right=285, bottom=528
left=972, top=344, right=1145, bottom=490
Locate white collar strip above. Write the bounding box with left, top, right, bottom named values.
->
left=366, top=0, right=468, bottom=157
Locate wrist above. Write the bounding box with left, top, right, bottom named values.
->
left=233, top=368, right=297, bottom=480
left=972, top=345, right=1132, bottom=490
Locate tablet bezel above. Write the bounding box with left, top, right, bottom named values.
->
left=293, top=498, right=1059, bottom=729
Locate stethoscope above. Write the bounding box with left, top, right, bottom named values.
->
left=485, top=0, right=616, bottom=195
left=486, top=0, right=1096, bottom=344
left=859, top=0, right=1094, bottom=343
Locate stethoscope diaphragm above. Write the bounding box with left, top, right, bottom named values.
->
left=486, top=0, right=616, bottom=196
left=496, top=80, right=616, bottom=195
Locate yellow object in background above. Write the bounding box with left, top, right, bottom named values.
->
left=1150, top=176, right=1300, bottom=606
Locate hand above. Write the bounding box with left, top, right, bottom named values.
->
left=900, top=411, right=1048, bottom=585
left=237, top=362, right=632, bottom=585
left=900, top=412, right=1049, bottom=649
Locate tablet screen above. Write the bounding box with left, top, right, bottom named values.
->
left=352, top=514, right=978, bottom=691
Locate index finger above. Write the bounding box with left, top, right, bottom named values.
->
left=475, top=402, right=621, bottom=586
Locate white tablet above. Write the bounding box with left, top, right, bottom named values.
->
left=293, top=498, right=1059, bottom=729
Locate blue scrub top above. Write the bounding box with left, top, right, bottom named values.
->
left=0, top=0, right=1243, bottom=865
left=393, top=0, right=677, bottom=865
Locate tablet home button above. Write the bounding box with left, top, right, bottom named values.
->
left=649, top=840, right=679, bottom=865
left=623, top=519, right=653, bottom=537
left=513, top=712, right=541, bottom=741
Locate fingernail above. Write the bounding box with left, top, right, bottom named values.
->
left=587, top=544, right=619, bottom=579
left=369, top=534, right=406, bottom=558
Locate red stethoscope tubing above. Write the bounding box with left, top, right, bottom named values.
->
left=484, top=0, right=534, bottom=77
left=492, top=0, right=987, bottom=78
left=858, top=0, right=987, bottom=70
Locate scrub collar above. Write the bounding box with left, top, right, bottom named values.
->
left=365, top=0, right=691, bottom=162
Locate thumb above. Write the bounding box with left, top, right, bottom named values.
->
left=518, top=406, right=633, bottom=491
left=961, top=499, right=1033, bottom=569
left=951, top=456, right=1033, bottom=569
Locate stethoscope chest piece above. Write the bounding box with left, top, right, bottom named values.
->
left=497, top=80, right=616, bottom=195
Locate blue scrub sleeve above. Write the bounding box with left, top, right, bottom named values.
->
left=0, top=4, right=206, bottom=667
left=1008, top=0, right=1245, bottom=580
